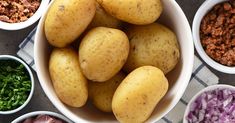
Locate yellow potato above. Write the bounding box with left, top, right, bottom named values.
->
left=123, top=23, right=180, bottom=74
left=45, top=0, right=96, bottom=47
left=112, top=66, right=168, bottom=123
left=89, top=72, right=126, bottom=112
left=79, top=27, right=129, bottom=82
left=88, top=2, right=122, bottom=29
left=97, top=0, right=162, bottom=25
left=49, top=47, right=88, bottom=107
left=72, top=2, right=123, bottom=49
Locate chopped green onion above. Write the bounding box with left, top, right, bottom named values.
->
left=0, top=60, right=31, bottom=111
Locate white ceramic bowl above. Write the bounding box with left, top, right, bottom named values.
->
left=192, top=0, right=235, bottom=74
left=183, top=84, right=235, bottom=123
left=12, top=111, right=72, bottom=123
left=0, top=55, right=34, bottom=114
left=0, top=0, right=49, bottom=30
left=34, top=0, right=194, bottom=122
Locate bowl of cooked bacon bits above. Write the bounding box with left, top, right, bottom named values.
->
left=11, top=111, right=72, bottom=123
left=183, top=84, right=235, bottom=123
left=193, top=0, right=235, bottom=74
left=0, top=0, right=49, bottom=30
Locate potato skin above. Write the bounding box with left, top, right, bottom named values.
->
left=88, top=2, right=122, bottom=29
left=123, top=23, right=180, bottom=74
left=45, top=0, right=96, bottom=47
left=49, top=47, right=88, bottom=107
left=79, top=27, right=129, bottom=82
left=97, top=0, right=162, bottom=25
left=89, top=72, right=126, bottom=112
left=112, top=66, right=168, bottom=123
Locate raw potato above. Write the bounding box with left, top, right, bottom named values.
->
left=123, top=23, right=180, bottom=74
left=112, top=66, right=168, bottom=123
left=73, top=2, right=123, bottom=49
left=73, top=2, right=122, bottom=49
left=88, top=2, right=122, bottom=29
left=45, top=0, right=96, bottom=47
left=49, top=47, right=88, bottom=107
left=79, top=27, right=129, bottom=82
left=97, top=0, right=162, bottom=25
left=89, top=72, right=126, bottom=112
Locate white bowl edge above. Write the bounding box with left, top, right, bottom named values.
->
left=11, top=111, right=73, bottom=123
left=34, top=0, right=194, bottom=122
left=147, top=0, right=194, bottom=122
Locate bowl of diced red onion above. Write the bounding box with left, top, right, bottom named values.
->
left=183, top=84, right=235, bottom=123
left=0, top=0, right=49, bottom=30
left=11, top=111, right=72, bottom=123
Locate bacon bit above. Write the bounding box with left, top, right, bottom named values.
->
left=0, top=0, right=41, bottom=23
left=200, top=0, right=235, bottom=66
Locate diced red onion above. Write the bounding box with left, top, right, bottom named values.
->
left=187, top=88, right=235, bottom=123
left=198, top=109, right=205, bottom=122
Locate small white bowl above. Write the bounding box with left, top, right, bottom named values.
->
left=183, top=84, right=235, bottom=123
left=192, top=0, right=235, bottom=74
left=12, top=111, right=72, bottom=123
left=34, top=0, right=194, bottom=122
left=0, top=55, right=34, bottom=114
left=0, top=0, right=49, bottom=30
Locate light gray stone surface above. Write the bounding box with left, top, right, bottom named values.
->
left=0, top=0, right=234, bottom=122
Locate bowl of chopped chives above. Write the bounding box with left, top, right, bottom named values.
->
left=0, top=55, right=34, bottom=114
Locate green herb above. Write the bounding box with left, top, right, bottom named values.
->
left=0, top=60, right=31, bottom=111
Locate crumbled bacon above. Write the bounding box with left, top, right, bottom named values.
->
left=0, top=0, right=41, bottom=23
left=200, top=0, right=235, bottom=66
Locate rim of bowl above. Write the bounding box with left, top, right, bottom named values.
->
left=0, top=0, right=50, bottom=30
left=34, top=0, right=194, bottom=122
left=183, top=84, right=235, bottom=123
left=149, top=0, right=194, bottom=122
left=0, top=55, right=34, bottom=114
left=11, top=111, right=73, bottom=123
left=192, top=0, right=235, bottom=74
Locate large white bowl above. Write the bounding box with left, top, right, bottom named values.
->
left=192, top=0, right=235, bottom=74
left=0, top=0, right=49, bottom=30
left=34, top=0, right=194, bottom=122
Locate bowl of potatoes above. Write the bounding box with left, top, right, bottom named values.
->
left=34, top=0, right=194, bottom=122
